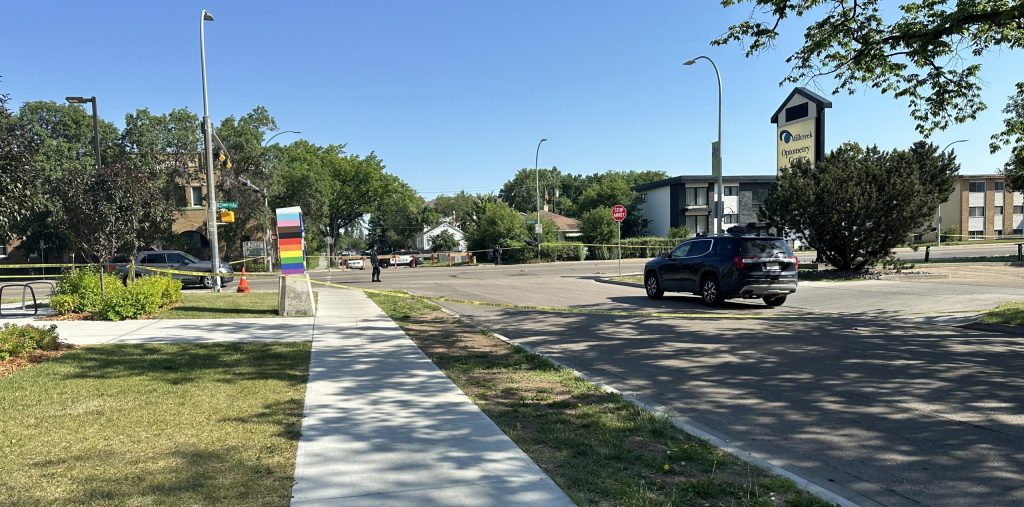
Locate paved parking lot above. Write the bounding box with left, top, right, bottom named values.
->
left=274, top=259, right=1024, bottom=506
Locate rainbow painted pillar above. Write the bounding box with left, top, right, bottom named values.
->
left=275, top=206, right=315, bottom=316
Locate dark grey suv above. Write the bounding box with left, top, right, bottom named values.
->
left=643, top=235, right=798, bottom=306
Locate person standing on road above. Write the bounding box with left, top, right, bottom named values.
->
left=370, top=245, right=381, bottom=282
left=492, top=244, right=502, bottom=266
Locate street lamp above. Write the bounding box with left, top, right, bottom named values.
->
left=200, top=9, right=222, bottom=292
left=66, top=95, right=105, bottom=298
left=936, top=139, right=968, bottom=246
left=535, top=138, right=548, bottom=259
left=684, top=56, right=724, bottom=234
left=261, top=130, right=302, bottom=271
left=65, top=97, right=99, bottom=173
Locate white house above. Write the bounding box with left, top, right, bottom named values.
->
left=416, top=222, right=467, bottom=252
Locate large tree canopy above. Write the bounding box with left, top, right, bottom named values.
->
left=0, top=91, right=43, bottom=243
left=761, top=141, right=958, bottom=271
left=715, top=0, right=1024, bottom=178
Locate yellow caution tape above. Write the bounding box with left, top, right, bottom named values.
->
left=302, top=278, right=785, bottom=320
left=0, top=263, right=93, bottom=269
left=14, top=262, right=784, bottom=320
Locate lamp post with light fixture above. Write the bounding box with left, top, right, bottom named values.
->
left=683, top=56, right=723, bottom=234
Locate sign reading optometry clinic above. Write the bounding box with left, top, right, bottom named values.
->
left=771, top=87, right=832, bottom=173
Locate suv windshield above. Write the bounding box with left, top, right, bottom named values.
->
left=740, top=239, right=790, bottom=256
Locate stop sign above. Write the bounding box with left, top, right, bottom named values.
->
left=611, top=204, right=627, bottom=222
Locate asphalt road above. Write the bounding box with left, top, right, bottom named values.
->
left=270, top=259, right=1024, bottom=506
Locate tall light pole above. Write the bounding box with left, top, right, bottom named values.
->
left=261, top=130, right=301, bottom=271
left=937, top=139, right=968, bottom=246
left=65, top=95, right=105, bottom=298
left=684, top=56, right=723, bottom=234
left=200, top=9, right=222, bottom=292
left=535, top=138, right=548, bottom=259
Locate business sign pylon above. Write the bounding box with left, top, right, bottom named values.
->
left=771, top=87, right=832, bottom=173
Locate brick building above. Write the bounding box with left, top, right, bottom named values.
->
left=936, top=174, right=1020, bottom=240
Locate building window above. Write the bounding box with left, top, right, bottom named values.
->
left=995, top=206, right=1004, bottom=215
left=191, top=187, right=203, bottom=207
left=1015, top=229, right=1024, bottom=235
left=685, top=187, right=708, bottom=206
left=968, top=181, right=986, bottom=192
left=996, top=230, right=1004, bottom=237
left=968, top=207, right=985, bottom=217
left=968, top=230, right=984, bottom=239
left=724, top=186, right=738, bottom=196
left=995, top=181, right=1005, bottom=192
left=0, top=244, right=6, bottom=257
left=685, top=215, right=709, bottom=235
left=723, top=214, right=739, bottom=224
left=1015, top=206, right=1024, bottom=215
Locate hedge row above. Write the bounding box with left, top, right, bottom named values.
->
left=51, top=268, right=182, bottom=321
left=490, top=238, right=681, bottom=264
left=0, top=324, right=60, bottom=361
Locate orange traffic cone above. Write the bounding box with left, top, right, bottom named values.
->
left=237, top=267, right=250, bottom=293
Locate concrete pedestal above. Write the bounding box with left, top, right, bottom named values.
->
left=279, top=275, right=316, bottom=317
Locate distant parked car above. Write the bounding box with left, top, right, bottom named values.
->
left=643, top=234, right=798, bottom=306
left=117, top=250, right=234, bottom=289
left=345, top=258, right=364, bottom=270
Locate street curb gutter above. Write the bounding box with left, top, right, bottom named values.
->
left=435, top=305, right=874, bottom=507
left=592, top=277, right=643, bottom=289
left=962, top=321, right=1024, bottom=336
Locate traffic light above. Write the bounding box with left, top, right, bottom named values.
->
left=212, top=131, right=233, bottom=169
left=219, top=210, right=235, bottom=223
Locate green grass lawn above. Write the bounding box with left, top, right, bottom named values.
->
left=0, top=342, right=310, bottom=506
left=155, top=291, right=316, bottom=319
left=607, top=275, right=642, bottom=285
left=369, top=292, right=829, bottom=506
left=981, top=301, right=1024, bottom=326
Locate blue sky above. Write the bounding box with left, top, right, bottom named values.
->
left=4, top=1, right=1022, bottom=198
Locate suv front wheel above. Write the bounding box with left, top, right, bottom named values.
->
left=645, top=272, right=664, bottom=299
left=700, top=275, right=723, bottom=306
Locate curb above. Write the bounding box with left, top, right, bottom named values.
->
left=435, top=304, right=870, bottom=507
left=961, top=320, right=1024, bottom=336
left=591, top=276, right=643, bottom=289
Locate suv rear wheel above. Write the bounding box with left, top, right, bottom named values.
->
left=700, top=275, right=723, bottom=306
left=645, top=272, right=664, bottom=299
left=763, top=295, right=787, bottom=307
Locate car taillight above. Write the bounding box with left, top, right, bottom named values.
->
left=733, top=256, right=755, bottom=269
left=790, top=256, right=799, bottom=270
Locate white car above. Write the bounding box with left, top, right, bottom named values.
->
left=345, top=258, right=364, bottom=270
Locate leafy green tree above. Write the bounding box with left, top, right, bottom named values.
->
left=580, top=207, right=618, bottom=245
left=714, top=0, right=1024, bottom=177
left=0, top=90, right=43, bottom=243
left=467, top=201, right=527, bottom=252
left=761, top=142, right=958, bottom=271
left=430, top=230, right=459, bottom=252
left=433, top=191, right=482, bottom=230
left=994, top=84, right=1024, bottom=189
left=576, top=173, right=634, bottom=214
left=368, top=175, right=426, bottom=250
left=498, top=167, right=562, bottom=214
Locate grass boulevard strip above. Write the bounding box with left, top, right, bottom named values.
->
left=366, top=292, right=830, bottom=506
left=0, top=342, right=310, bottom=505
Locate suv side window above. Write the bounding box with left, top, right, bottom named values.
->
left=670, top=242, right=691, bottom=259
left=141, top=254, right=166, bottom=264
left=165, top=253, right=191, bottom=265
left=688, top=239, right=712, bottom=257
left=713, top=238, right=735, bottom=256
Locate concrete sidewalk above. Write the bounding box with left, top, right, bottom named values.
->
left=291, top=289, right=573, bottom=506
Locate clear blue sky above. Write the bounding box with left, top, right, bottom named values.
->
left=4, top=1, right=1022, bottom=198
